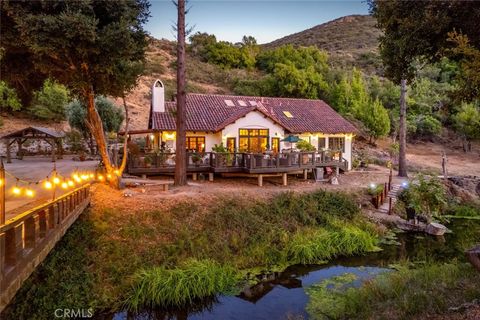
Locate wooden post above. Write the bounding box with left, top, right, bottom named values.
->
left=258, top=174, right=263, bottom=187
left=388, top=197, right=393, bottom=215
left=5, top=140, right=11, bottom=163
left=51, top=139, right=56, bottom=162
left=303, top=169, right=308, bottom=180
left=208, top=172, right=214, bottom=182
left=282, top=173, right=287, bottom=186
left=192, top=173, right=198, bottom=181
left=0, top=159, right=4, bottom=225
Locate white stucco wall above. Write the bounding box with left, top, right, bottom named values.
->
left=309, top=133, right=353, bottom=170
left=158, top=131, right=221, bottom=152
left=221, top=111, right=286, bottom=150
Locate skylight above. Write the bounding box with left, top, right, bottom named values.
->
left=238, top=100, right=247, bottom=106
left=283, top=111, right=293, bottom=118
left=224, top=99, right=235, bottom=107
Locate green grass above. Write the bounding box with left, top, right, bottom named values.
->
left=306, top=262, right=480, bottom=320
left=3, top=189, right=381, bottom=316
left=287, top=226, right=380, bottom=264
left=125, top=259, right=240, bottom=311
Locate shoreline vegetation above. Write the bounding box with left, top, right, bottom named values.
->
left=3, top=190, right=381, bottom=318
left=2, top=186, right=479, bottom=319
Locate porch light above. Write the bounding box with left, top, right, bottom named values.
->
left=150, top=134, right=155, bottom=140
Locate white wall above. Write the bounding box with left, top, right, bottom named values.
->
left=309, top=133, right=353, bottom=170
left=159, top=131, right=221, bottom=152
left=221, top=111, right=286, bottom=149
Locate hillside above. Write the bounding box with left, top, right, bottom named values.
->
left=265, top=15, right=382, bottom=73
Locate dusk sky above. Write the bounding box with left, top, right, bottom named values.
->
left=145, top=0, right=370, bottom=44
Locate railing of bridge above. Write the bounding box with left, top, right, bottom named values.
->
left=0, top=184, right=90, bottom=312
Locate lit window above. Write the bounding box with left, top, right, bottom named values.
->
left=282, top=111, right=293, bottom=118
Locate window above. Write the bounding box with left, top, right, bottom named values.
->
left=318, top=137, right=326, bottom=150
left=282, top=111, right=293, bottom=118
left=186, top=136, right=205, bottom=152
left=329, top=137, right=345, bottom=152
left=226, top=137, right=236, bottom=152
left=238, top=129, right=269, bottom=152
left=271, top=137, right=280, bottom=152
left=224, top=99, right=235, bottom=107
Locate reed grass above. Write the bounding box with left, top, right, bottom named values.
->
left=287, top=225, right=379, bottom=264
left=125, top=259, right=240, bottom=311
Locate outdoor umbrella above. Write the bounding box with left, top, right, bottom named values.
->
left=281, top=135, right=302, bottom=150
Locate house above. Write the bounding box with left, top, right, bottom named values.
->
left=146, top=80, right=357, bottom=170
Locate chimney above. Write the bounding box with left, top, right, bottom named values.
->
left=152, top=79, right=165, bottom=112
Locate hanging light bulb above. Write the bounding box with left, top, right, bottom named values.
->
left=106, top=173, right=112, bottom=180
left=61, top=182, right=69, bottom=189
left=72, top=173, right=80, bottom=180
left=25, top=189, right=34, bottom=197
left=97, top=174, right=104, bottom=181
left=67, top=180, right=75, bottom=187
left=89, top=173, right=94, bottom=179
left=44, top=180, right=53, bottom=189
left=114, top=169, right=120, bottom=176
left=53, top=176, right=60, bottom=185
left=12, top=186, right=22, bottom=195
left=81, top=174, right=88, bottom=180
left=0, top=179, right=3, bottom=187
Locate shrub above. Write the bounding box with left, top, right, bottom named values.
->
left=29, top=79, right=69, bottom=121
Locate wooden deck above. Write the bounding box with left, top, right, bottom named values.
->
left=127, top=151, right=348, bottom=176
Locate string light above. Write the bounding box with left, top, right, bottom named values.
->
left=25, top=189, right=34, bottom=197
left=0, top=179, right=3, bottom=187
left=106, top=173, right=112, bottom=180
left=12, top=186, right=22, bottom=195
left=114, top=170, right=120, bottom=176
left=53, top=176, right=60, bottom=185
left=67, top=180, right=75, bottom=187
left=81, top=174, right=88, bottom=180
left=61, top=181, right=69, bottom=189
left=89, top=173, right=94, bottom=179
left=97, top=174, right=104, bottom=181
left=44, top=180, right=53, bottom=189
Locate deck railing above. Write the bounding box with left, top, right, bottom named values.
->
left=128, top=150, right=346, bottom=171
left=0, top=184, right=90, bottom=312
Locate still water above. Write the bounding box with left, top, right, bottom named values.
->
left=112, top=220, right=480, bottom=320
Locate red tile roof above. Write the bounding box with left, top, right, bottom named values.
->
left=150, top=93, right=357, bottom=134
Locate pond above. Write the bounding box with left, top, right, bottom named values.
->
left=111, top=219, right=480, bottom=320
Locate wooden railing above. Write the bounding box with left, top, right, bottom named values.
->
left=128, top=151, right=348, bottom=171
left=0, top=184, right=91, bottom=312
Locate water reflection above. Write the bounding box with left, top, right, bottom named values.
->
left=110, top=220, right=480, bottom=320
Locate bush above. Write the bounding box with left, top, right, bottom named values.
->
left=65, top=130, right=85, bottom=153
left=29, top=79, right=69, bottom=121
left=398, top=175, right=447, bottom=216
left=408, top=114, right=442, bottom=138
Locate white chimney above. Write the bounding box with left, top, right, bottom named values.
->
left=152, top=79, right=165, bottom=113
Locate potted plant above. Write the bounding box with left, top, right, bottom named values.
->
left=191, top=152, right=202, bottom=166
left=296, top=140, right=316, bottom=164
left=144, top=155, right=153, bottom=168
left=212, top=143, right=231, bottom=167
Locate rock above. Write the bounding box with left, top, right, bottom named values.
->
left=425, top=222, right=447, bottom=236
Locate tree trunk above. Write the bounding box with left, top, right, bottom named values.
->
left=84, top=87, right=118, bottom=187
left=398, top=79, right=408, bottom=177
left=118, top=96, right=130, bottom=174
left=174, top=0, right=187, bottom=186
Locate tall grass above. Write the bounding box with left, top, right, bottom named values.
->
left=125, top=259, right=240, bottom=311
left=287, top=225, right=379, bottom=264
left=306, top=262, right=480, bottom=320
